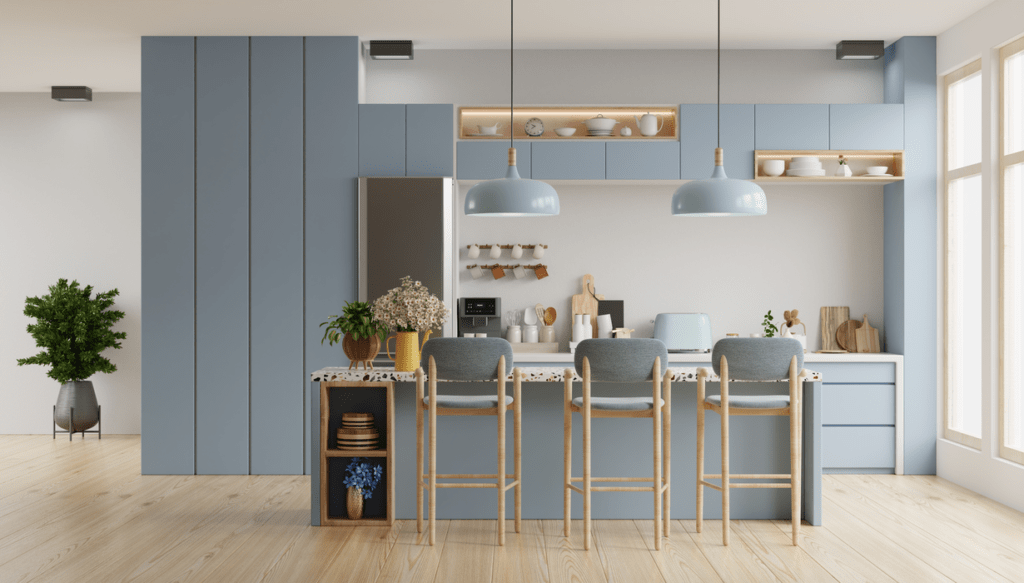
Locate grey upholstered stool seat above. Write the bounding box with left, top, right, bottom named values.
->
left=571, top=396, right=665, bottom=411
left=704, top=394, right=790, bottom=409
left=424, top=395, right=514, bottom=409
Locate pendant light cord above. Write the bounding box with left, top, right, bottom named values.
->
left=510, top=0, right=514, bottom=151
left=717, top=0, right=721, bottom=149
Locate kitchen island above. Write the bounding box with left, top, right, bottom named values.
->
left=311, top=364, right=822, bottom=526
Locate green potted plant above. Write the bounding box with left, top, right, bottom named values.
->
left=343, top=457, right=383, bottom=519
left=761, top=310, right=779, bottom=338
left=17, top=279, right=126, bottom=434
left=321, top=301, right=390, bottom=370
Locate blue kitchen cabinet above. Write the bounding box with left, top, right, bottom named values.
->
left=829, top=104, right=904, bottom=150
left=606, top=142, right=681, bottom=180
left=754, top=104, right=830, bottom=150
left=359, top=104, right=406, bottom=176
left=531, top=142, right=605, bottom=179
left=679, top=104, right=754, bottom=179
left=407, top=104, right=454, bottom=176
left=457, top=141, right=532, bottom=179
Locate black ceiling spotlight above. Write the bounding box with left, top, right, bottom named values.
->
left=836, top=41, right=885, bottom=60
left=51, top=86, right=92, bottom=102
left=369, top=40, right=413, bottom=60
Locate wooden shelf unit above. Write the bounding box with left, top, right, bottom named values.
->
left=754, top=150, right=905, bottom=184
left=318, top=380, right=395, bottom=526
left=459, top=106, right=678, bottom=140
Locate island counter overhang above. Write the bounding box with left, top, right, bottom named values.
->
left=311, top=365, right=822, bottom=526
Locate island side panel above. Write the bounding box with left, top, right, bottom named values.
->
left=804, top=380, right=822, bottom=526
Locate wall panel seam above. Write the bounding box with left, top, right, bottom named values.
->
left=193, top=36, right=198, bottom=476
left=302, top=37, right=307, bottom=476
left=248, top=36, right=253, bottom=475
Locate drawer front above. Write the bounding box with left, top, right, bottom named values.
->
left=823, top=426, right=896, bottom=469
left=531, top=142, right=605, bottom=179
left=457, top=141, right=532, bottom=179
left=606, top=141, right=681, bottom=180
left=823, top=384, right=895, bottom=425
left=811, top=362, right=896, bottom=384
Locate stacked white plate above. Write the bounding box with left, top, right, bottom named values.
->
left=786, top=156, right=826, bottom=177
left=587, top=130, right=613, bottom=136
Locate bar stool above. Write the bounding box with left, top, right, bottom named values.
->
left=696, top=337, right=807, bottom=546
left=564, top=338, right=672, bottom=551
left=414, top=337, right=522, bottom=546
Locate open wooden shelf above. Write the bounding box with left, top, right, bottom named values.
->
left=459, top=106, right=678, bottom=140
left=326, top=448, right=387, bottom=457
left=754, top=150, right=905, bottom=184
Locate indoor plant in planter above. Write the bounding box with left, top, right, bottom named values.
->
left=343, top=457, right=383, bottom=519
left=16, top=279, right=126, bottom=435
left=371, top=276, right=449, bottom=372
left=320, top=301, right=389, bottom=370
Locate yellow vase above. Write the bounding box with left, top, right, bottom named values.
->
left=387, top=330, right=432, bottom=372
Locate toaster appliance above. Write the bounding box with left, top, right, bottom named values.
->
left=653, top=313, right=712, bottom=353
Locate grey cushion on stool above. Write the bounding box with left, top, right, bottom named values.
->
left=572, top=396, right=666, bottom=411
left=421, top=337, right=514, bottom=380
left=705, top=394, right=790, bottom=409
left=574, top=338, right=669, bottom=382
left=711, top=338, right=803, bottom=381
left=424, top=395, right=514, bottom=409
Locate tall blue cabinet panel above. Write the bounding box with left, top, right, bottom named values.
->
left=829, top=104, right=904, bottom=150
left=679, top=104, right=755, bottom=179
left=249, top=37, right=305, bottom=475
left=406, top=104, right=454, bottom=176
left=457, top=141, right=532, bottom=179
left=358, top=104, right=406, bottom=176
left=141, top=36, right=196, bottom=475
left=531, top=142, right=605, bottom=179
left=194, top=37, right=250, bottom=475
left=305, top=37, right=359, bottom=480
left=606, top=142, right=681, bottom=180
left=754, top=104, right=830, bottom=150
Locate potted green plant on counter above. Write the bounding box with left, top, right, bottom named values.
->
left=320, top=301, right=390, bottom=370
left=17, top=279, right=126, bottom=437
left=343, top=457, right=383, bottom=519
left=762, top=310, right=779, bottom=338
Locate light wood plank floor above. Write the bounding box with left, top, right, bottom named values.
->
left=1, top=436, right=1021, bottom=583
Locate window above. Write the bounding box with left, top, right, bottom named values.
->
left=945, top=60, right=983, bottom=449
left=1001, top=37, right=1024, bottom=465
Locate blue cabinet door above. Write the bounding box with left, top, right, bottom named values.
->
left=532, top=142, right=605, bottom=179
left=406, top=104, right=454, bottom=176
left=606, top=142, right=681, bottom=180
left=829, top=104, right=904, bottom=150
left=754, top=104, right=830, bottom=150
left=359, top=104, right=406, bottom=176
left=457, top=141, right=532, bottom=179
left=679, top=104, right=754, bottom=179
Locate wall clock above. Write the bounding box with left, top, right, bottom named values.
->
left=524, top=117, right=544, bottom=137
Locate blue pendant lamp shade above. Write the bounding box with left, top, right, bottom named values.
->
left=671, top=148, right=767, bottom=216
left=464, top=150, right=560, bottom=216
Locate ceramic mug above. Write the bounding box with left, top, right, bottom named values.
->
left=513, top=265, right=527, bottom=279
left=470, top=265, right=483, bottom=279
left=489, top=244, right=502, bottom=259
left=763, top=159, right=785, bottom=177
left=478, top=123, right=502, bottom=135
left=467, top=244, right=480, bottom=259
left=533, top=245, right=545, bottom=259
left=597, top=314, right=614, bottom=339
left=511, top=244, right=523, bottom=259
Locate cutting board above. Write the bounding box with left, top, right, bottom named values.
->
left=820, top=306, right=850, bottom=352
left=571, top=274, right=604, bottom=339
left=835, top=319, right=862, bottom=352
left=854, top=315, right=881, bottom=353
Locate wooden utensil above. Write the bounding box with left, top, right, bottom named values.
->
left=534, top=304, right=546, bottom=326
left=820, top=306, right=850, bottom=352
left=571, top=274, right=604, bottom=339
left=544, top=307, right=556, bottom=326
left=854, top=315, right=881, bottom=353
left=835, top=319, right=862, bottom=352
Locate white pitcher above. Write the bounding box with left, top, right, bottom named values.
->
left=634, top=112, right=665, bottom=137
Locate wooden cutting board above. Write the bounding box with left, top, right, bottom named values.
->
left=571, top=274, right=604, bottom=340
left=820, top=306, right=850, bottom=352
left=854, top=315, right=881, bottom=353
left=835, top=319, right=862, bottom=352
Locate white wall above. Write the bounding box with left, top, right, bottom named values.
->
left=936, top=0, right=1024, bottom=512
left=366, top=49, right=883, bottom=105
left=0, top=93, right=141, bottom=434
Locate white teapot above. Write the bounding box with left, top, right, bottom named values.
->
left=634, top=112, right=665, bottom=136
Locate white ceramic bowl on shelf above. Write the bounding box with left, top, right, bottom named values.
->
left=554, top=128, right=576, bottom=137
left=866, top=166, right=889, bottom=175
left=789, top=157, right=822, bottom=170
left=762, top=159, right=786, bottom=176
left=786, top=168, right=827, bottom=177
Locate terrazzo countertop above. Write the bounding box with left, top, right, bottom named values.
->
left=311, top=366, right=822, bottom=383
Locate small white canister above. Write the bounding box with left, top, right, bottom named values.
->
left=506, top=325, right=522, bottom=343
left=523, top=325, right=539, bottom=343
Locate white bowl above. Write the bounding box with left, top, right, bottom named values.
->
left=762, top=160, right=786, bottom=177
left=786, top=168, right=826, bottom=177
left=554, top=127, right=576, bottom=137
left=866, top=166, right=888, bottom=175
left=789, top=158, right=822, bottom=169
left=791, top=156, right=819, bottom=165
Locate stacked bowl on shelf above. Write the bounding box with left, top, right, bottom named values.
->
left=786, top=156, right=826, bottom=177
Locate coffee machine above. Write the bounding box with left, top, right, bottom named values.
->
left=457, top=298, right=502, bottom=338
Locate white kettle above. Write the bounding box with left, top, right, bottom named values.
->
left=634, top=112, right=665, bottom=137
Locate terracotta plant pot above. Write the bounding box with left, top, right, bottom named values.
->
left=343, top=334, right=381, bottom=370
left=347, top=487, right=364, bottom=519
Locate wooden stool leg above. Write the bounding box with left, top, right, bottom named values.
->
left=514, top=369, right=522, bottom=534
left=653, top=360, right=663, bottom=552
left=663, top=372, right=672, bottom=538
left=563, top=372, right=572, bottom=538
left=583, top=359, right=592, bottom=551
left=497, top=357, right=507, bottom=546
left=429, top=358, right=437, bottom=546
left=696, top=372, right=706, bottom=534
left=721, top=358, right=730, bottom=547
left=416, top=369, right=425, bottom=534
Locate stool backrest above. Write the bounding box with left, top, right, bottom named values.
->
left=420, top=337, right=514, bottom=381
left=574, top=338, right=669, bottom=382
left=711, top=338, right=803, bottom=381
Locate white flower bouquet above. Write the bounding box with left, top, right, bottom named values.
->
left=371, top=276, right=449, bottom=333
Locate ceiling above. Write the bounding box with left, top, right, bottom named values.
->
left=0, top=0, right=993, bottom=92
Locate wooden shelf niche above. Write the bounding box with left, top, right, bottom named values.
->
left=459, top=106, right=678, bottom=140
left=754, top=150, right=905, bottom=184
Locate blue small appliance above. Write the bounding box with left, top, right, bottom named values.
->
left=653, top=313, right=712, bottom=353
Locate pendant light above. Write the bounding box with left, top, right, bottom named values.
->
left=463, top=0, right=559, bottom=216
left=671, top=0, right=766, bottom=217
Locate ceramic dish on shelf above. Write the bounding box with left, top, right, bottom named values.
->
left=465, top=133, right=503, bottom=137
left=862, top=173, right=893, bottom=177
left=789, top=159, right=822, bottom=170
left=554, top=127, right=576, bottom=137
left=786, top=168, right=827, bottom=177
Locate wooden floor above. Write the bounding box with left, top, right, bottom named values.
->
left=2, top=436, right=1023, bottom=583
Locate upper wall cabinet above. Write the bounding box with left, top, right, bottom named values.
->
left=457, top=141, right=532, bottom=179
left=754, top=104, right=830, bottom=150
left=407, top=104, right=454, bottom=176
left=679, top=104, right=754, bottom=179
left=531, top=142, right=605, bottom=179
left=607, top=142, right=681, bottom=180
left=359, top=104, right=405, bottom=176
left=829, top=104, right=904, bottom=150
